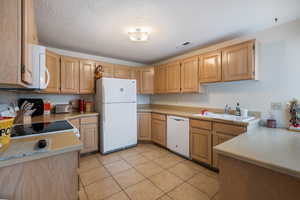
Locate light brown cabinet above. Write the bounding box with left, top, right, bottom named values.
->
left=0, top=0, right=38, bottom=87
left=180, top=56, right=199, bottom=92
left=154, top=64, right=167, bottom=94
left=69, top=116, right=99, bottom=154
left=137, top=112, right=151, bottom=141
left=222, top=40, right=255, bottom=82
left=60, top=56, right=80, bottom=94
left=212, top=122, right=246, bottom=168
left=96, top=61, right=114, bottom=78
left=151, top=114, right=166, bottom=146
left=166, top=61, right=181, bottom=93
left=199, top=51, right=222, bottom=83
left=114, top=65, right=134, bottom=79
left=44, top=50, right=61, bottom=93
left=79, top=60, right=95, bottom=94
left=139, top=66, right=154, bottom=94
left=190, top=120, right=212, bottom=164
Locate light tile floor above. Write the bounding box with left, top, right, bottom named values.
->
left=79, top=143, right=220, bottom=200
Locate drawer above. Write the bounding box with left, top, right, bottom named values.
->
left=213, top=122, right=246, bottom=136
left=80, top=116, right=98, bottom=124
left=190, top=119, right=212, bottom=130
left=151, top=113, right=166, bottom=121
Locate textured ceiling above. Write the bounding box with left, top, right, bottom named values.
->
left=34, top=0, right=300, bottom=64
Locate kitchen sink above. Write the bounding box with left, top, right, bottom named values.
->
left=192, top=112, right=255, bottom=122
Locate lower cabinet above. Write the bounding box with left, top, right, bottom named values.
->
left=212, top=122, right=247, bottom=168
left=69, top=116, right=99, bottom=154
left=151, top=114, right=166, bottom=147
left=137, top=112, right=151, bottom=141
left=190, top=120, right=212, bottom=165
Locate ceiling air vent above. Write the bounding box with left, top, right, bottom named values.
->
left=176, top=42, right=191, bottom=49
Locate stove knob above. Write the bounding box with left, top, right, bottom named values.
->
left=37, top=139, right=47, bottom=149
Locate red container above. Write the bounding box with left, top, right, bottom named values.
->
left=79, top=99, right=85, bottom=113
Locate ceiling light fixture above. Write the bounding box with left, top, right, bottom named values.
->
left=128, top=27, right=150, bottom=42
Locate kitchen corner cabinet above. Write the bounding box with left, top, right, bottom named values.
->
left=199, top=51, right=222, bottom=83
left=0, top=0, right=38, bottom=86
left=166, top=61, right=181, bottom=93
left=139, top=66, right=154, bottom=94
left=222, top=40, right=255, bottom=82
left=151, top=113, right=166, bottom=146
left=79, top=60, right=95, bottom=94
left=44, top=50, right=61, bottom=93
left=96, top=61, right=114, bottom=78
left=180, top=56, right=199, bottom=93
left=137, top=112, right=151, bottom=141
left=60, top=56, right=80, bottom=94
left=69, top=116, right=99, bottom=154
left=154, top=64, right=167, bottom=94
left=190, top=120, right=212, bottom=165
left=212, top=122, right=246, bottom=168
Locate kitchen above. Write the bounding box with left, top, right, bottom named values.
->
left=0, top=0, right=300, bottom=200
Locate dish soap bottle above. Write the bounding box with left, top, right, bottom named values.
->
left=235, top=102, right=241, bottom=116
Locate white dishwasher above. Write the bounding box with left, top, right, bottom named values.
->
left=167, top=115, right=190, bottom=158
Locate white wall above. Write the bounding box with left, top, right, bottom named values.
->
left=151, top=19, right=300, bottom=128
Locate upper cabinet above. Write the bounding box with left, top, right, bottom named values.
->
left=60, top=56, right=80, bottom=94
left=166, top=61, right=181, bottom=93
left=44, top=50, right=61, bottom=93
left=199, top=51, right=222, bottom=83
left=180, top=56, right=199, bottom=93
left=140, top=66, right=154, bottom=94
left=114, top=65, right=133, bottom=79
left=80, top=60, right=95, bottom=94
left=0, top=0, right=38, bottom=86
left=222, top=40, right=255, bottom=82
left=96, top=61, right=114, bottom=78
left=154, top=64, right=167, bottom=94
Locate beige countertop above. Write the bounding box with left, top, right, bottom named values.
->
left=214, top=127, right=300, bottom=179
left=0, top=132, right=83, bottom=168
left=138, top=107, right=259, bottom=127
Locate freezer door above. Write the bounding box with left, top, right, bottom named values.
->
left=98, top=78, right=137, bottom=103
left=101, top=102, right=137, bottom=153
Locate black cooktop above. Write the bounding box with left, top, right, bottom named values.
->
left=11, top=120, right=74, bottom=138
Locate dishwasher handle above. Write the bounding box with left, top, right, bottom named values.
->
left=172, top=118, right=185, bottom=122
left=168, top=116, right=189, bottom=122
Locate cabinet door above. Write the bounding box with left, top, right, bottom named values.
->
left=212, top=133, right=234, bottom=168
left=0, top=0, right=21, bottom=85
left=61, top=56, right=80, bottom=94
left=135, top=69, right=141, bottom=94
left=44, top=50, right=60, bottom=93
left=79, top=60, right=95, bottom=94
left=181, top=56, right=199, bottom=93
left=80, top=123, right=98, bottom=154
left=138, top=112, right=151, bottom=141
left=166, top=61, right=181, bottom=93
left=199, top=51, right=222, bottom=83
left=140, top=66, right=154, bottom=94
left=151, top=118, right=166, bottom=146
left=114, top=65, right=132, bottom=79
left=190, top=128, right=212, bottom=165
left=222, top=41, right=255, bottom=81
left=154, top=64, right=167, bottom=94
left=96, top=61, right=114, bottom=78
left=21, top=0, right=39, bottom=84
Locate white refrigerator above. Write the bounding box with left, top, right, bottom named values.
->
left=96, top=78, right=137, bottom=154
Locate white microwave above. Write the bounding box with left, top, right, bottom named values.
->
left=26, top=45, right=50, bottom=90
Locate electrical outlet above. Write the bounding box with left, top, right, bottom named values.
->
left=271, top=102, right=282, bottom=110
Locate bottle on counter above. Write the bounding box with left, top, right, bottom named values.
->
left=79, top=99, right=85, bottom=114
left=43, top=100, right=51, bottom=115
left=235, top=102, right=241, bottom=116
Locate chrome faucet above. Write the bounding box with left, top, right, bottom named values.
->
left=224, top=104, right=231, bottom=114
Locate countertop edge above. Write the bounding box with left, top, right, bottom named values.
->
left=138, top=109, right=259, bottom=126
left=0, top=143, right=83, bottom=168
